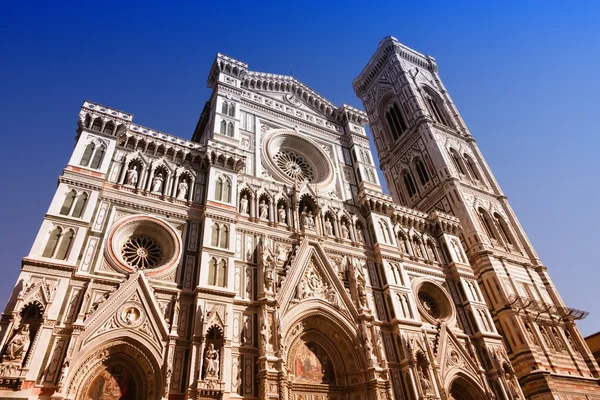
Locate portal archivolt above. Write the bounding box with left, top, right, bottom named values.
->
left=66, top=339, right=161, bottom=400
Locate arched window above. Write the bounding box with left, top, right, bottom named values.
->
left=217, top=259, right=227, bottom=287
left=226, top=122, right=234, bottom=137
left=103, top=122, right=115, bottom=135
left=477, top=208, right=497, bottom=240
left=84, top=114, right=92, bottom=128
left=220, top=120, right=227, bottom=135
left=211, top=224, right=219, bottom=247
left=215, top=176, right=231, bottom=203
left=449, top=148, right=466, bottom=175
left=385, top=102, right=408, bottom=141
left=219, top=225, right=229, bottom=248
left=89, top=145, right=105, bottom=169
left=60, top=190, right=77, bottom=215
left=422, top=87, right=448, bottom=126
left=403, top=171, right=417, bottom=198
left=215, top=178, right=223, bottom=201
left=55, top=229, right=74, bottom=260
left=71, top=192, right=88, bottom=218
left=493, top=213, right=514, bottom=245
left=464, top=154, right=481, bottom=181
left=43, top=227, right=62, bottom=258
left=208, top=257, right=218, bottom=286
left=80, top=143, right=95, bottom=167
left=228, top=103, right=235, bottom=117
left=414, top=159, right=430, bottom=185
left=379, top=220, right=391, bottom=244
left=91, top=118, right=103, bottom=131
left=221, top=101, right=228, bottom=115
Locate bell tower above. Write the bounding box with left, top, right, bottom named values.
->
left=354, top=36, right=600, bottom=399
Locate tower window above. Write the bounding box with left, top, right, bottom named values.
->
left=477, top=208, right=497, bottom=240
left=414, top=159, right=430, bottom=185
left=208, top=257, right=227, bottom=287
left=214, top=175, right=232, bottom=203
left=210, top=223, right=229, bottom=249
left=80, top=140, right=106, bottom=170
left=494, top=213, right=514, bottom=246
left=464, top=154, right=481, bottom=182
left=385, top=102, right=408, bottom=141
left=449, top=148, right=466, bottom=175
left=422, top=87, right=448, bottom=126
left=43, top=226, right=75, bottom=260
left=403, top=171, right=417, bottom=198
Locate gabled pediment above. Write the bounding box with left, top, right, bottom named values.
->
left=437, top=324, right=481, bottom=380
left=79, top=273, right=169, bottom=357
left=277, top=239, right=358, bottom=323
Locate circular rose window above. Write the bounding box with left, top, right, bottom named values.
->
left=105, top=215, right=182, bottom=277
left=414, top=280, right=455, bottom=324
left=273, top=150, right=315, bottom=182
left=121, top=236, right=162, bottom=269
left=262, top=130, right=335, bottom=192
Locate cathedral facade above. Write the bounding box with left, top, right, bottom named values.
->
left=0, top=37, right=598, bottom=400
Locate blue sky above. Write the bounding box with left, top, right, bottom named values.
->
left=1, top=1, right=599, bottom=335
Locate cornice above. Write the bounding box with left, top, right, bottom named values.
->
left=353, top=36, right=438, bottom=97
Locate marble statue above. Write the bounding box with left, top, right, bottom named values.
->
left=240, top=194, right=249, bottom=215
left=278, top=204, right=286, bottom=223
left=125, top=165, right=138, bottom=186
left=177, top=179, right=188, bottom=200
left=259, top=199, right=268, bottom=219
left=204, top=343, right=219, bottom=378
left=324, top=217, right=333, bottom=236
left=152, top=173, right=163, bottom=193
left=2, top=324, right=30, bottom=363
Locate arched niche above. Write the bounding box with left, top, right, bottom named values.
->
left=65, top=338, right=162, bottom=400
left=284, top=312, right=369, bottom=399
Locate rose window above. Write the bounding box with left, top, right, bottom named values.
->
left=121, top=236, right=162, bottom=269
left=418, top=292, right=440, bottom=319
left=273, top=150, right=315, bottom=182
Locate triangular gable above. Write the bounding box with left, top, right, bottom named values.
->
left=437, top=324, right=481, bottom=380
left=277, top=239, right=358, bottom=322
left=79, top=273, right=169, bottom=357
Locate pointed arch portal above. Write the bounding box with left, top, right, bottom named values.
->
left=284, top=314, right=370, bottom=400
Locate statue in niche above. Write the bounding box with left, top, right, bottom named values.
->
left=324, top=217, right=334, bottom=236
left=307, top=211, right=315, bottom=229
left=300, top=207, right=309, bottom=228
left=413, top=240, right=423, bottom=258
left=278, top=204, right=286, bottom=223
left=399, top=236, right=408, bottom=254
left=125, top=165, right=138, bottom=186
left=204, top=343, right=219, bottom=378
left=2, top=324, right=31, bottom=363
left=356, top=226, right=365, bottom=242
left=177, top=179, right=188, bottom=200
left=341, top=222, right=349, bottom=240
left=152, top=172, right=163, bottom=193
left=418, top=366, right=432, bottom=394
left=240, top=194, right=249, bottom=215
left=259, top=199, right=268, bottom=220
left=261, top=241, right=276, bottom=293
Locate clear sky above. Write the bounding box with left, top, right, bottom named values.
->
left=1, top=1, right=599, bottom=335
